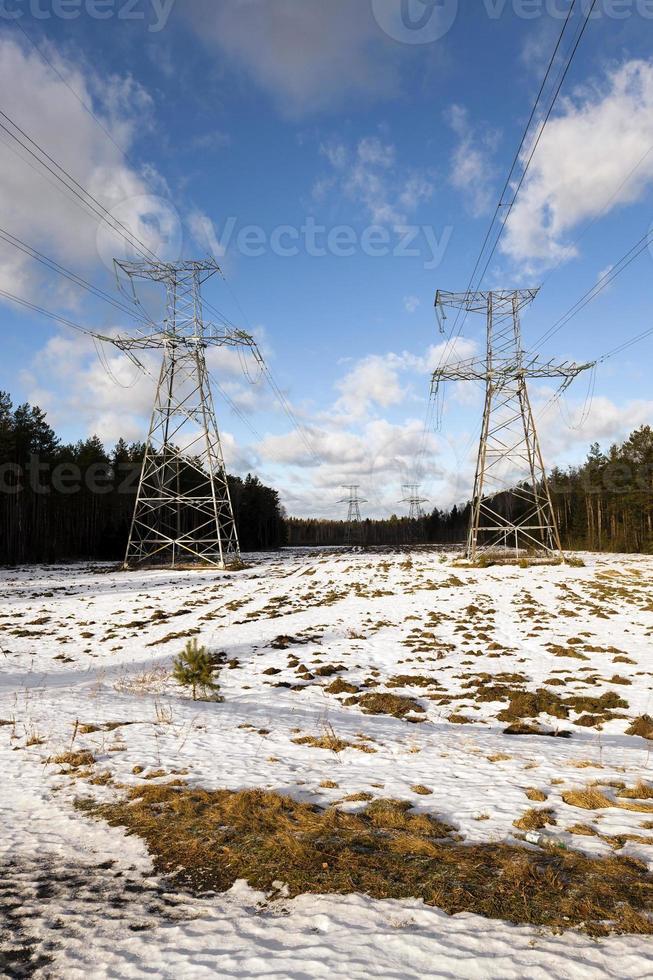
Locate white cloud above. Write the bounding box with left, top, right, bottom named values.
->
left=20, top=332, right=156, bottom=445
left=184, top=0, right=398, bottom=117
left=538, top=393, right=653, bottom=460
left=335, top=353, right=407, bottom=418
left=404, top=295, right=420, bottom=313
left=502, top=59, right=653, bottom=269
left=258, top=415, right=445, bottom=517
left=0, top=37, right=177, bottom=305
left=446, top=104, right=498, bottom=218
left=331, top=340, right=476, bottom=421
left=316, top=135, right=434, bottom=227
left=19, top=331, right=261, bottom=476
left=254, top=337, right=480, bottom=516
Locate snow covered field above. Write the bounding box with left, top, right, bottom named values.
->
left=2, top=547, right=653, bottom=978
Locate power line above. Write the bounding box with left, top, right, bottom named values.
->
left=13, top=20, right=142, bottom=176
left=0, top=45, right=325, bottom=469
left=13, top=24, right=248, bottom=336
left=533, top=224, right=653, bottom=352
left=472, top=0, right=598, bottom=290
left=0, top=97, right=321, bottom=469
left=0, top=107, right=159, bottom=262
left=418, top=0, right=589, bottom=477
left=0, top=225, right=153, bottom=322
left=459, top=0, right=580, bottom=309
left=0, top=285, right=101, bottom=338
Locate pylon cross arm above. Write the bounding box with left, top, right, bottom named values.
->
left=433, top=356, right=595, bottom=387
left=109, top=327, right=256, bottom=352
left=432, top=357, right=490, bottom=382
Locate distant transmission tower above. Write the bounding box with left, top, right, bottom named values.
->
left=340, top=485, right=366, bottom=546
left=400, top=483, right=428, bottom=544
left=400, top=484, right=427, bottom=521
left=433, top=289, right=594, bottom=561
left=105, top=259, right=258, bottom=570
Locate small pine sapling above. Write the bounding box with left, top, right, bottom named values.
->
left=173, top=638, right=222, bottom=701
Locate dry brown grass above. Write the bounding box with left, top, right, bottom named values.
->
left=567, top=823, right=599, bottom=836
left=564, top=785, right=653, bottom=814
left=513, top=808, right=557, bottom=831
left=387, top=674, right=440, bottom=689
left=525, top=788, right=548, bottom=802
left=498, top=689, right=627, bottom=724
left=52, top=750, right=95, bottom=769
left=350, top=692, right=426, bottom=719
left=293, top=734, right=351, bottom=753
left=325, top=679, right=359, bottom=695
left=627, top=716, right=653, bottom=739
left=618, top=782, right=653, bottom=801
left=563, top=787, right=613, bottom=810
left=293, top=730, right=376, bottom=754
left=79, top=785, right=653, bottom=937
left=411, top=785, right=433, bottom=796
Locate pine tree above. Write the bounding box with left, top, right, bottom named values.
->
left=172, top=638, right=222, bottom=701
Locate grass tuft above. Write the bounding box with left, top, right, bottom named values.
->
left=52, top=750, right=95, bottom=769
left=513, top=808, right=556, bottom=831
left=627, top=716, right=653, bottom=740
left=525, top=788, right=548, bottom=802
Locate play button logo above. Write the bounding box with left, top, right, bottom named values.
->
left=371, top=0, right=458, bottom=44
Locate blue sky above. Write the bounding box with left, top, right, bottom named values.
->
left=1, top=0, right=653, bottom=517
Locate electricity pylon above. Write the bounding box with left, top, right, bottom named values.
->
left=433, top=288, right=594, bottom=561
left=400, top=484, right=427, bottom=521
left=106, top=259, right=257, bottom=570
left=400, top=483, right=428, bottom=544
left=340, top=485, right=366, bottom=546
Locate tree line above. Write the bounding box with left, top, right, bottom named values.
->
left=1, top=390, right=651, bottom=562
left=0, top=392, right=285, bottom=564
left=549, top=425, right=653, bottom=553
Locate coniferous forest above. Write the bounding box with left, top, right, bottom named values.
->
left=0, top=392, right=285, bottom=564
left=1, top=390, right=651, bottom=562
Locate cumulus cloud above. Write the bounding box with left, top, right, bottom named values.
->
left=335, top=353, right=407, bottom=418
left=537, top=393, right=653, bottom=461
left=0, top=37, right=178, bottom=305
left=446, top=104, right=499, bottom=217
left=331, top=338, right=476, bottom=421
left=19, top=333, right=156, bottom=445
left=20, top=330, right=266, bottom=474
left=184, top=0, right=399, bottom=117
left=258, top=415, right=446, bottom=518
left=315, top=135, right=434, bottom=228
left=502, top=59, right=653, bottom=269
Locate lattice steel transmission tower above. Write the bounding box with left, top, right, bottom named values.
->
left=433, top=289, right=594, bottom=561
left=400, top=484, right=427, bottom=521
left=106, top=259, right=258, bottom=570
left=340, top=485, right=366, bottom=546
left=400, top=483, right=428, bottom=544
